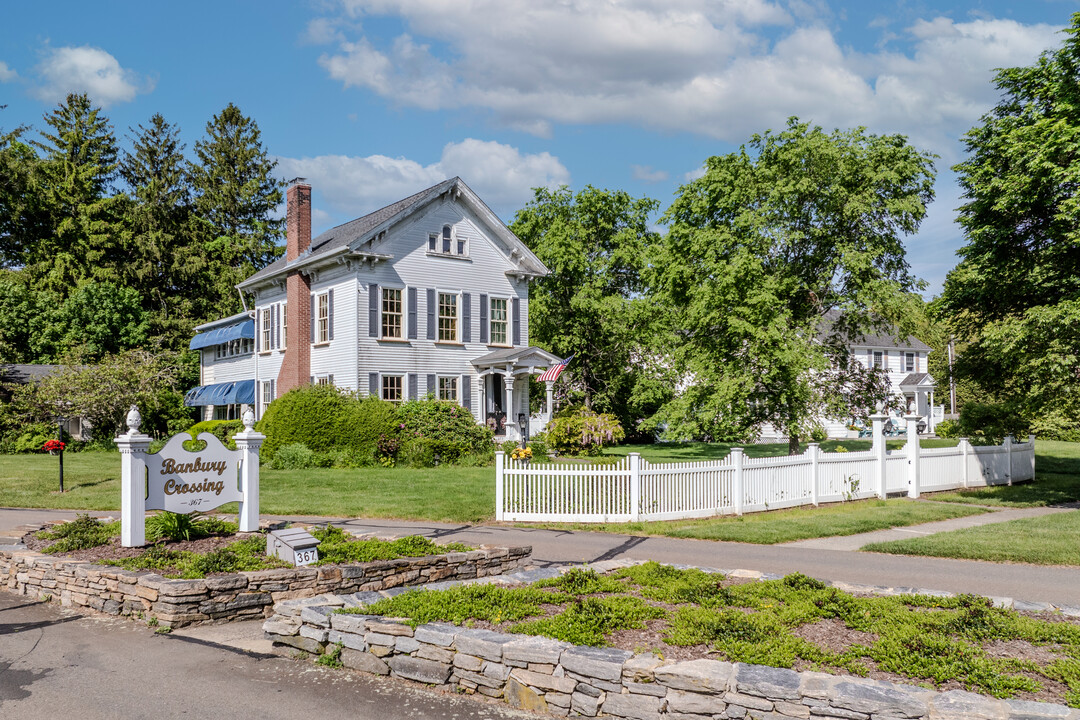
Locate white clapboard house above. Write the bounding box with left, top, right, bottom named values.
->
left=185, top=178, right=562, bottom=442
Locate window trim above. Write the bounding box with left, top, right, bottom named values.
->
left=381, top=374, right=404, bottom=404
left=872, top=351, right=884, bottom=369
left=905, top=352, right=915, bottom=372
left=261, top=309, right=272, bottom=352
left=281, top=302, right=287, bottom=350
left=488, top=295, right=510, bottom=347
left=381, top=285, right=405, bottom=340
left=316, top=292, right=330, bottom=344
left=437, top=290, right=461, bottom=343
left=437, top=375, right=458, bottom=402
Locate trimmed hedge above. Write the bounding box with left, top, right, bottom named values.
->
left=256, top=385, right=399, bottom=460
left=187, top=419, right=243, bottom=450
left=397, top=398, right=493, bottom=465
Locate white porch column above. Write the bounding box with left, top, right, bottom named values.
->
left=905, top=413, right=921, bottom=498
left=545, top=380, right=554, bottom=416
left=871, top=413, right=888, bottom=499
left=504, top=373, right=516, bottom=442
left=928, top=389, right=935, bottom=433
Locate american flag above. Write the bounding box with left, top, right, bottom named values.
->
left=537, top=355, right=573, bottom=383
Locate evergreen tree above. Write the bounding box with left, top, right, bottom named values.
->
left=189, top=103, right=284, bottom=317
left=0, top=124, right=46, bottom=270
left=29, top=93, right=125, bottom=295
left=121, top=113, right=206, bottom=345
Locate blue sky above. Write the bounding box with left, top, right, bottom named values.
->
left=1, top=1, right=1076, bottom=295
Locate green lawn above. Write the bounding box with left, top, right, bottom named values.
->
left=862, top=510, right=1080, bottom=566
left=0, top=452, right=495, bottom=523
left=524, top=499, right=989, bottom=544
left=928, top=440, right=1080, bottom=508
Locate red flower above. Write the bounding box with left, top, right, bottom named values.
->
left=43, top=439, right=66, bottom=452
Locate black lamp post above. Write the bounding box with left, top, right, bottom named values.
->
left=55, top=415, right=65, bottom=493
left=517, top=413, right=529, bottom=449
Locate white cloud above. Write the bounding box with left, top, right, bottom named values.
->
left=683, top=165, right=707, bottom=182
left=275, top=138, right=569, bottom=221
left=315, top=2, right=1059, bottom=156
left=0, top=61, right=17, bottom=82
left=302, top=17, right=346, bottom=45
left=631, top=165, right=669, bottom=183
left=31, top=45, right=153, bottom=107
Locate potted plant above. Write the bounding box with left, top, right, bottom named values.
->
left=42, top=439, right=65, bottom=456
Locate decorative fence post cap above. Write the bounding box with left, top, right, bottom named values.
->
left=242, top=407, right=255, bottom=431
left=125, top=405, right=142, bottom=434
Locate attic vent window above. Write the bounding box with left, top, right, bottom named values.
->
left=427, top=224, right=468, bottom=257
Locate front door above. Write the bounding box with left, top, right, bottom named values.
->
left=487, top=374, right=506, bottom=436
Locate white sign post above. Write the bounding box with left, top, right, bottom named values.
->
left=116, top=406, right=264, bottom=547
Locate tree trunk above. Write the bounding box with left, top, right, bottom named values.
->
left=788, top=433, right=800, bottom=456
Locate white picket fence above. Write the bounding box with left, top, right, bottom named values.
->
left=495, top=434, right=1036, bottom=523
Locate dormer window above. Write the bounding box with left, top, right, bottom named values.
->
left=428, top=224, right=467, bottom=257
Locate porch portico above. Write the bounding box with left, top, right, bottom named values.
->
left=472, top=346, right=562, bottom=443
left=899, top=372, right=937, bottom=434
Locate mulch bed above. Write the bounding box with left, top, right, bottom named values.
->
left=22, top=530, right=248, bottom=563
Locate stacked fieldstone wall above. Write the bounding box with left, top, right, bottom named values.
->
left=0, top=544, right=530, bottom=628
left=271, top=598, right=1080, bottom=720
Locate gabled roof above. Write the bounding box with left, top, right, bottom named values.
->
left=472, top=346, right=562, bottom=369
left=0, top=364, right=62, bottom=384
left=899, top=372, right=935, bottom=388
left=239, top=177, right=548, bottom=289
left=819, top=309, right=932, bottom=352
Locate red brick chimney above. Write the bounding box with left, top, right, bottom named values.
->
left=278, top=183, right=313, bottom=394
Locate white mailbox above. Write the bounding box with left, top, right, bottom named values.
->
left=268, top=528, right=320, bottom=566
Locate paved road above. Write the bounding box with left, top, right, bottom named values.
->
left=0, top=592, right=537, bottom=720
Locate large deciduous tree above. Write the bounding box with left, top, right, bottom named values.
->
left=510, top=186, right=671, bottom=432
left=939, top=14, right=1080, bottom=439
left=189, top=103, right=284, bottom=317
left=654, top=118, right=935, bottom=452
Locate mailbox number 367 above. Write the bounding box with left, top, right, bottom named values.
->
left=294, top=549, right=318, bottom=566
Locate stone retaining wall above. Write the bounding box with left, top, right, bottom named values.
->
left=0, top=544, right=530, bottom=628
left=269, top=596, right=1079, bottom=720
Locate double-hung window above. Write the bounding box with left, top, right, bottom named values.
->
left=905, top=352, right=915, bottom=372
left=382, top=288, right=403, bottom=339
left=316, top=293, right=330, bottom=343
left=261, top=309, right=272, bottom=350
left=442, top=225, right=452, bottom=254
left=382, top=375, right=403, bottom=403
left=438, top=376, right=458, bottom=401
left=281, top=303, right=287, bottom=349
left=490, top=297, right=508, bottom=345
left=438, top=292, right=459, bottom=342
left=872, top=351, right=884, bottom=369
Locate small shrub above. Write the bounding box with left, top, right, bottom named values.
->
left=331, top=446, right=377, bottom=468
left=959, top=403, right=1028, bottom=442
left=187, top=419, right=244, bottom=450
left=545, top=405, right=625, bottom=456
left=144, top=512, right=237, bottom=543
left=317, top=643, right=344, bottom=668
left=528, top=439, right=549, bottom=459
left=309, top=525, right=472, bottom=564
left=37, top=514, right=120, bottom=552
left=809, top=425, right=828, bottom=443
left=14, top=423, right=56, bottom=453
left=935, top=419, right=961, bottom=439
left=270, top=443, right=317, bottom=470
left=397, top=398, right=493, bottom=464
left=500, top=439, right=519, bottom=454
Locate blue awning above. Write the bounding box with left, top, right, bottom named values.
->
left=184, top=380, right=256, bottom=407
left=189, top=318, right=255, bottom=350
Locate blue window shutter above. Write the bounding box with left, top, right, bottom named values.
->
left=328, top=374, right=334, bottom=386
left=512, top=298, right=520, bottom=346
left=328, top=289, right=335, bottom=341
left=309, top=375, right=314, bottom=385
left=310, top=294, right=315, bottom=343
left=427, top=374, right=435, bottom=396
left=426, top=289, right=436, bottom=340
left=408, top=373, right=418, bottom=400
left=368, top=284, right=379, bottom=338
left=369, top=372, right=379, bottom=396
left=461, top=375, right=471, bottom=412
left=462, top=293, right=472, bottom=343
left=270, top=379, right=275, bottom=400
left=479, top=294, right=488, bottom=344
left=408, top=287, right=418, bottom=339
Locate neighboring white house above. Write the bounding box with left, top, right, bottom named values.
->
left=185, top=178, right=562, bottom=442
left=757, top=322, right=943, bottom=441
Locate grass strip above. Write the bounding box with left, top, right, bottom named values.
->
left=861, top=511, right=1080, bottom=566
left=528, top=499, right=989, bottom=544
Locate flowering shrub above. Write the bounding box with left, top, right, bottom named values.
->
left=42, top=439, right=66, bottom=453
left=546, top=405, right=625, bottom=456
left=396, top=399, right=493, bottom=466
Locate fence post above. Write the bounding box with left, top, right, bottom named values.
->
left=233, top=408, right=264, bottom=533
left=731, top=447, right=744, bottom=516
left=904, top=413, right=921, bottom=498
left=115, top=405, right=151, bottom=548
left=1028, top=434, right=1037, bottom=482
left=871, top=413, right=888, bottom=499
left=959, top=437, right=970, bottom=488
left=807, top=443, right=820, bottom=506
left=629, top=452, right=641, bottom=521
left=1003, top=435, right=1013, bottom=485
left=495, top=451, right=505, bottom=521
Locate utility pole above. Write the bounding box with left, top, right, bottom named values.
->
left=947, top=336, right=956, bottom=416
